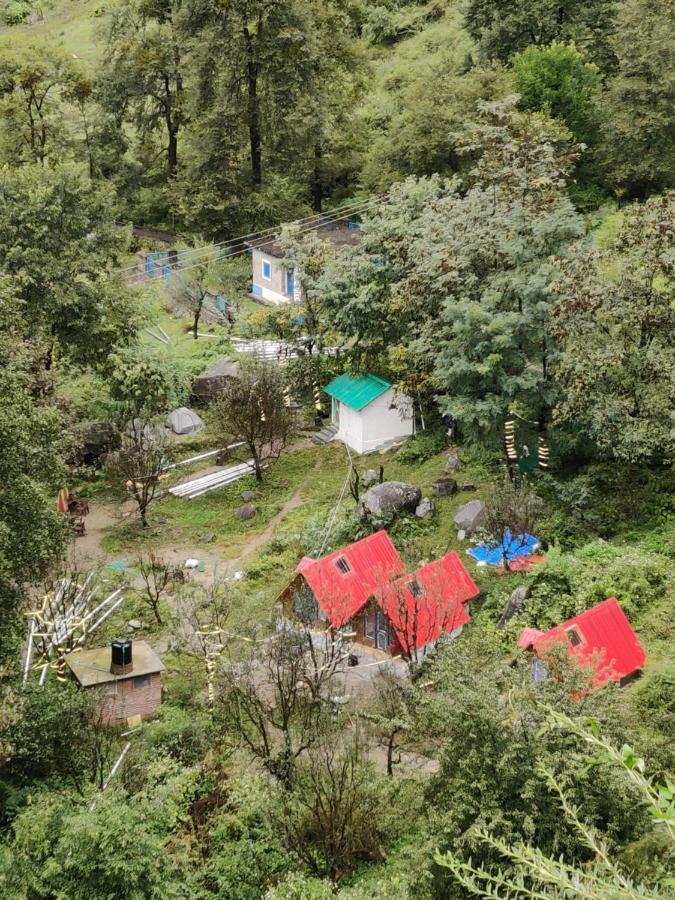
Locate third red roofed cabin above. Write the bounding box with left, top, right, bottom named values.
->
left=277, top=531, right=479, bottom=658
left=518, top=597, right=647, bottom=687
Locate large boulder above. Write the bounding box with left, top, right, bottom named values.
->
left=357, top=481, right=421, bottom=522
left=236, top=503, right=257, bottom=521
left=73, top=420, right=121, bottom=466
left=192, top=358, right=240, bottom=403
left=166, top=406, right=205, bottom=435
left=433, top=478, right=458, bottom=497
left=453, top=499, right=485, bottom=535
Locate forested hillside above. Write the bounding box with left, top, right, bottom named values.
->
left=0, top=1, right=673, bottom=897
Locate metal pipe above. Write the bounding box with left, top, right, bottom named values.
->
left=22, top=619, right=36, bottom=686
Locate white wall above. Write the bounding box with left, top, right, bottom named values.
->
left=360, top=388, right=414, bottom=452
left=336, top=388, right=414, bottom=454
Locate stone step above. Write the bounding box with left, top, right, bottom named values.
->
left=311, top=424, right=338, bottom=445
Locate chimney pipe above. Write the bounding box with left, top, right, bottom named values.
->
left=111, top=639, right=133, bottom=675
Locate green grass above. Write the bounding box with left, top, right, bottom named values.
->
left=0, top=0, right=102, bottom=63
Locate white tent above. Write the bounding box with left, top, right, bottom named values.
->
left=166, top=407, right=205, bottom=435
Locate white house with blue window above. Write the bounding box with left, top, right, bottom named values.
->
left=247, top=224, right=361, bottom=305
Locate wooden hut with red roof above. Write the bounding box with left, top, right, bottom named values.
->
left=517, top=597, right=646, bottom=688
left=277, top=531, right=479, bottom=658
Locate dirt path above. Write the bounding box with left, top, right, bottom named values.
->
left=71, top=452, right=324, bottom=579
left=221, top=454, right=323, bottom=576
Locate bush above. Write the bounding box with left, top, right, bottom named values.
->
left=143, top=705, right=211, bottom=765
left=396, top=430, right=447, bottom=465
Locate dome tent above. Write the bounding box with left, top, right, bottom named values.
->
left=166, top=407, right=205, bottom=435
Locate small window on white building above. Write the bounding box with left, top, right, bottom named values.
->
left=262, top=259, right=272, bottom=280
left=335, top=556, right=351, bottom=575
left=565, top=626, right=584, bottom=647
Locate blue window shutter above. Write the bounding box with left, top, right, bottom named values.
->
left=286, top=270, right=294, bottom=295
left=262, top=260, right=271, bottom=279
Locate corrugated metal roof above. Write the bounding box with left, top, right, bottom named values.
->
left=323, top=372, right=392, bottom=411
left=296, top=536, right=479, bottom=655
left=382, top=552, right=479, bottom=652
left=518, top=598, right=646, bottom=686
left=297, top=531, right=405, bottom=626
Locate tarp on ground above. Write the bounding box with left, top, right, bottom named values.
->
left=166, top=407, right=205, bottom=435
left=467, top=530, right=540, bottom=567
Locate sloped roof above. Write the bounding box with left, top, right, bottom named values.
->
left=65, top=641, right=165, bottom=687
left=517, top=598, right=646, bottom=687
left=323, top=373, right=392, bottom=411
left=296, top=536, right=479, bottom=653
left=381, top=552, right=479, bottom=652
left=248, top=224, right=362, bottom=259
left=297, top=531, right=404, bottom=627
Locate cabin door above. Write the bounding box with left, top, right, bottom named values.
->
left=375, top=609, right=390, bottom=651
left=285, top=270, right=294, bottom=296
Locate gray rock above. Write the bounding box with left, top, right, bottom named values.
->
left=415, top=497, right=434, bottom=519
left=453, top=500, right=485, bottom=535
left=236, top=503, right=257, bottom=520
left=357, top=481, right=422, bottom=522
left=445, top=450, right=460, bottom=472
left=198, top=532, right=215, bottom=544
left=127, top=619, right=142, bottom=630
left=240, top=490, right=259, bottom=501
left=433, top=478, right=458, bottom=497
left=462, top=482, right=477, bottom=492
left=497, top=586, right=530, bottom=630
left=192, top=358, right=240, bottom=402
left=361, top=468, right=380, bottom=487
left=457, top=529, right=466, bottom=541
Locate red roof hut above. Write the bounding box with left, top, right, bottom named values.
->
left=517, top=597, right=646, bottom=687
left=278, top=531, right=479, bottom=657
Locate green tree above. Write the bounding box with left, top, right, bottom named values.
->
left=418, top=629, right=650, bottom=896
left=108, top=347, right=189, bottom=418
left=513, top=42, right=601, bottom=146
left=436, top=708, right=674, bottom=898
left=0, top=42, right=76, bottom=166
left=599, top=0, right=675, bottom=199
left=0, top=285, right=67, bottom=664
left=0, top=166, right=136, bottom=369
left=213, top=359, right=294, bottom=481
left=102, top=0, right=188, bottom=176
left=464, top=0, right=619, bottom=71
left=552, top=195, right=675, bottom=463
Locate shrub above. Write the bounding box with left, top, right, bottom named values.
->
left=396, top=430, right=447, bottom=465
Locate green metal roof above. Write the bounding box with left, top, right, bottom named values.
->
left=323, top=373, right=392, bottom=411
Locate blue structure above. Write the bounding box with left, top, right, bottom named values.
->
left=467, top=530, right=540, bottom=567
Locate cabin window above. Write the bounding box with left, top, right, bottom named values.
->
left=262, top=259, right=272, bottom=280
left=364, top=610, right=375, bottom=640
left=132, top=674, right=151, bottom=690
left=408, top=578, right=423, bottom=598
left=335, top=557, right=351, bottom=575
left=565, top=626, right=584, bottom=647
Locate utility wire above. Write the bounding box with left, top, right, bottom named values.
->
left=126, top=199, right=386, bottom=284
left=110, top=195, right=384, bottom=278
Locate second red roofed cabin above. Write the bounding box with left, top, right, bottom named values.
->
left=518, top=597, right=647, bottom=688
left=277, top=531, right=479, bottom=660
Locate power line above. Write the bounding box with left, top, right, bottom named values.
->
left=124, top=198, right=386, bottom=284
left=111, top=195, right=384, bottom=279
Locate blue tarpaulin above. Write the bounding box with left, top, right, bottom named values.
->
left=467, top=530, right=540, bottom=567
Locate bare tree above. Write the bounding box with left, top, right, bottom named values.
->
left=105, top=421, right=168, bottom=528
left=481, top=475, right=544, bottom=571
left=176, top=574, right=234, bottom=704
left=213, top=359, right=294, bottom=481
left=216, top=619, right=345, bottom=786
left=133, top=552, right=173, bottom=625
left=364, top=668, right=416, bottom=776
left=275, top=730, right=385, bottom=881
left=169, top=245, right=224, bottom=339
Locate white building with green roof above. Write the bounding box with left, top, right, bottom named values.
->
left=323, top=372, right=415, bottom=454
